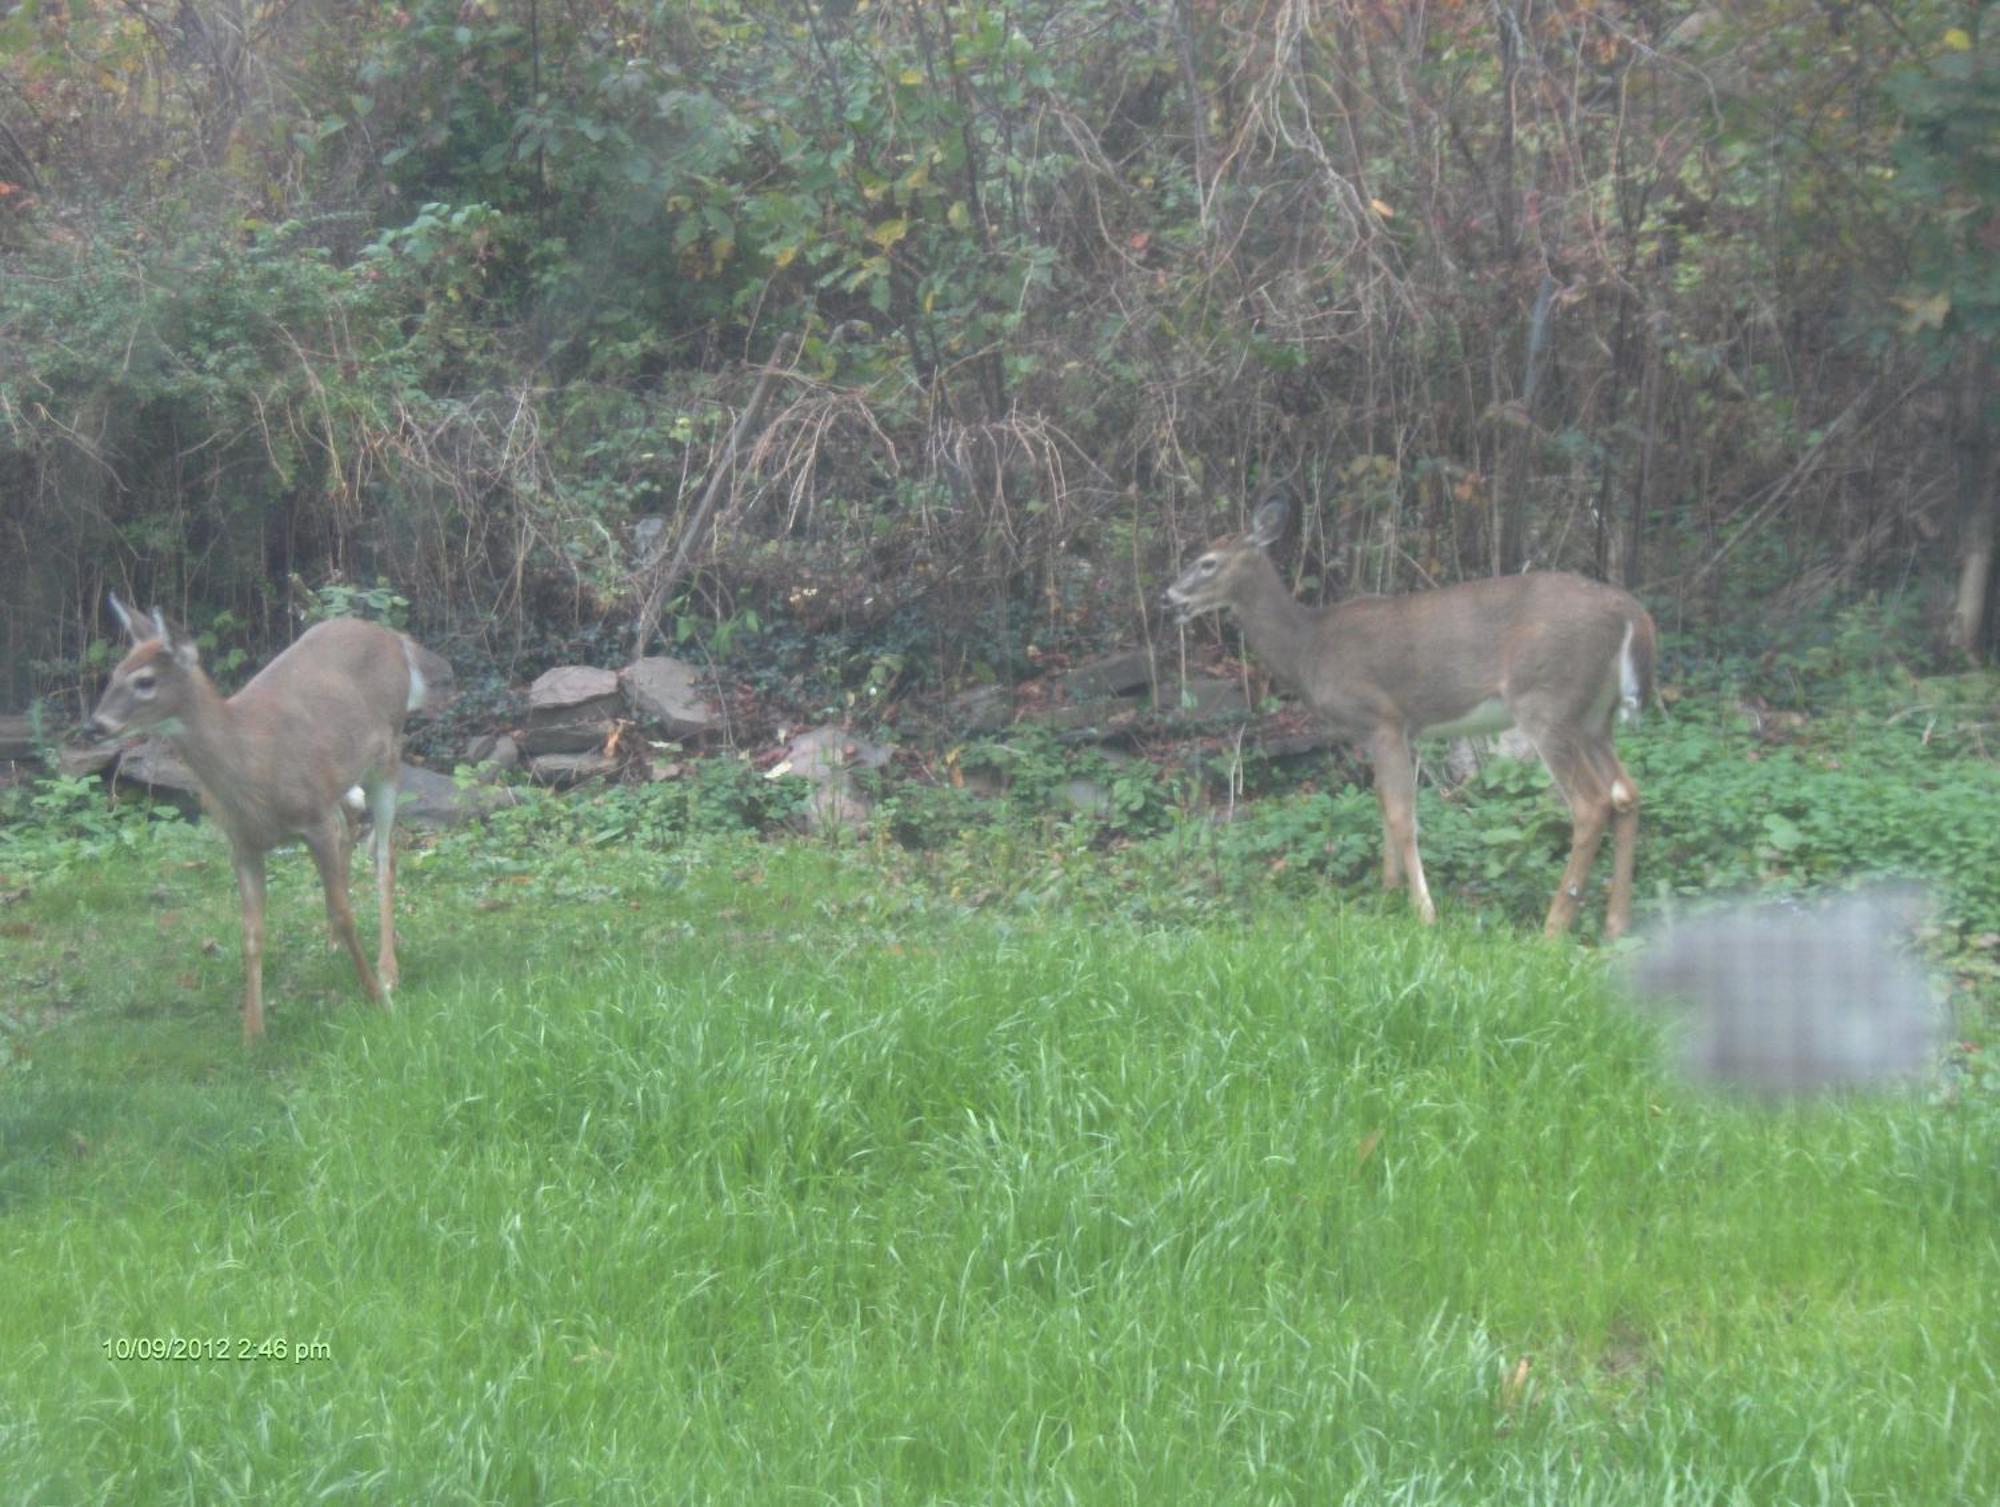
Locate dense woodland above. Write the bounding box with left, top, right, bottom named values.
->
left=1, top=0, right=1995, bottom=713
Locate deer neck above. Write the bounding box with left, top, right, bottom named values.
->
left=162, top=672, right=252, bottom=803
left=1228, top=556, right=1318, bottom=693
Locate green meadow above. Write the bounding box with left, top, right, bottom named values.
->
left=1, top=808, right=1994, bottom=1504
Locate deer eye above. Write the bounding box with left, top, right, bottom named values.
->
left=132, top=673, right=157, bottom=695
left=1198, top=556, right=1218, bottom=575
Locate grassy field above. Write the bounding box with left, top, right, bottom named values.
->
left=1, top=817, right=1994, bottom=1505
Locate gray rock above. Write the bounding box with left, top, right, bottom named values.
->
left=805, top=781, right=872, bottom=835
left=0, top=714, right=39, bottom=761
left=1063, top=778, right=1113, bottom=816
left=393, top=762, right=517, bottom=829
left=59, top=742, right=120, bottom=778
left=527, top=664, right=621, bottom=713
left=950, top=685, right=1013, bottom=734
left=1257, top=725, right=1334, bottom=760
left=463, top=732, right=521, bottom=772
left=526, top=751, right=623, bottom=787
left=1062, top=648, right=1158, bottom=701
left=780, top=726, right=892, bottom=782
left=520, top=665, right=625, bottom=756
left=1160, top=676, right=1249, bottom=719
left=1017, top=701, right=1133, bottom=735
left=109, top=740, right=202, bottom=798
left=771, top=726, right=892, bottom=834
left=621, top=656, right=717, bottom=738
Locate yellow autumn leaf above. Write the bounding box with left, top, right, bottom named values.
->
left=1944, top=27, right=1972, bottom=50
left=773, top=245, right=798, bottom=269
left=1892, top=291, right=1951, bottom=332
left=1369, top=197, right=1394, bottom=219
left=867, top=218, right=910, bottom=250
left=899, top=67, right=924, bottom=85
left=946, top=200, right=971, bottom=230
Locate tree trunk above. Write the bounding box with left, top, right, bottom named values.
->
left=1947, top=343, right=1996, bottom=662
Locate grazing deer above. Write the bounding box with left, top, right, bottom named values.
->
left=1165, top=498, right=1656, bottom=940
left=88, top=597, right=438, bottom=1043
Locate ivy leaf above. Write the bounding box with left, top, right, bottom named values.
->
left=867, top=218, right=910, bottom=250
left=1762, top=814, right=1804, bottom=852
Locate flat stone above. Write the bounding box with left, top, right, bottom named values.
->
left=1063, top=778, right=1112, bottom=815
left=394, top=762, right=517, bottom=828
left=521, top=665, right=626, bottom=755
left=1062, top=648, right=1159, bottom=701
left=0, top=714, right=38, bottom=761
left=778, top=726, right=892, bottom=784
left=527, top=664, right=621, bottom=712
left=110, top=740, right=202, bottom=797
left=949, top=685, right=1013, bottom=734
left=1159, top=676, right=1250, bottom=719
left=464, top=732, right=521, bottom=772
left=525, top=751, right=623, bottom=787
left=805, top=781, right=872, bottom=835
left=1017, top=701, right=1135, bottom=735
left=59, top=742, right=119, bottom=778
left=1256, top=726, right=1334, bottom=759
left=621, top=656, right=716, bottom=738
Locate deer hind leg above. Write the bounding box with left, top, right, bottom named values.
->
left=1534, top=732, right=1614, bottom=937
left=1369, top=729, right=1434, bottom=924
left=303, top=815, right=384, bottom=1008
left=232, top=846, right=269, bottom=1045
left=366, top=774, right=400, bottom=994
left=1597, top=748, right=1641, bottom=943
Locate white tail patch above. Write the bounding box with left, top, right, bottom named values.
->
left=1617, top=621, right=1642, bottom=723
left=401, top=637, right=427, bottom=713
left=344, top=786, right=366, bottom=813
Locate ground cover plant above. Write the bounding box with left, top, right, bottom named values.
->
left=2, top=671, right=1997, bottom=1503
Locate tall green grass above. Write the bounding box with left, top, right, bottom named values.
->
left=0, top=839, right=1994, bottom=1503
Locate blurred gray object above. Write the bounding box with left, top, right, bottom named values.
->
left=1624, top=889, right=1943, bottom=1096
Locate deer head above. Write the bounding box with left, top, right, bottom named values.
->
left=1163, top=496, right=1291, bottom=625
left=89, top=594, right=206, bottom=743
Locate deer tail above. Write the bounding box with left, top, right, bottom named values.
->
left=1618, top=611, right=1658, bottom=723
left=398, top=636, right=455, bottom=714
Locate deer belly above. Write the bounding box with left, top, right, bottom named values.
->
left=1418, top=697, right=1513, bottom=739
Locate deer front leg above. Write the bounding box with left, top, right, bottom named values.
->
left=303, top=816, right=385, bottom=1009
left=1369, top=728, right=1434, bottom=924
left=1372, top=770, right=1405, bottom=891
left=232, top=846, right=269, bottom=1045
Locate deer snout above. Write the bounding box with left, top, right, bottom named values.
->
left=87, top=709, right=121, bottom=739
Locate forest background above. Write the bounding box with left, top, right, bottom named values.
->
left=0, top=0, right=1995, bottom=715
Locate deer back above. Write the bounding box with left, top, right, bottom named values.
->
left=1308, top=573, right=1648, bottom=736
left=218, top=618, right=414, bottom=832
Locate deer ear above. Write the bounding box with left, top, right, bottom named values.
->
left=151, top=609, right=200, bottom=667
left=1248, top=496, right=1291, bottom=547
left=107, top=593, right=140, bottom=642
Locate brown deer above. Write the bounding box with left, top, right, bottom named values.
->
left=1164, top=498, right=1656, bottom=940
left=88, top=597, right=440, bottom=1043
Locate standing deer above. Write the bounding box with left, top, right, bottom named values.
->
left=1164, top=498, right=1656, bottom=940
left=88, top=597, right=438, bottom=1043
